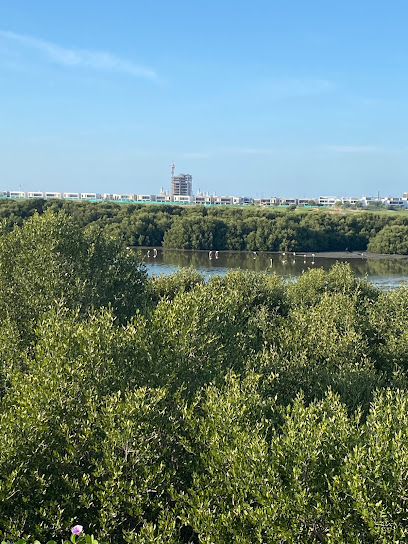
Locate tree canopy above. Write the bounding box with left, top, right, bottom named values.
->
left=0, top=198, right=407, bottom=253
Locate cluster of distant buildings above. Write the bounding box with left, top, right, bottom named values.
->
left=1, top=164, right=408, bottom=208
left=1, top=190, right=408, bottom=208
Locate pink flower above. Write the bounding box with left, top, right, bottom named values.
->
left=71, top=525, right=83, bottom=535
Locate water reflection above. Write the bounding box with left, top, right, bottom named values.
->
left=139, top=248, right=408, bottom=289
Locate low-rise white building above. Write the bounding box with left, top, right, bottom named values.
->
left=318, top=196, right=338, bottom=207
left=382, top=197, right=408, bottom=208
left=280, top=198, right=297, bottom=205
left=195, top=195, right=213, bottom=205
left=213, top=196, right=236, bottom=205
left=361, top=196, right=380, bottom=206
left=173, top=195, right=194, bottom=204
left=136, top=194, right=157, bottom=202
left=112, top=194, right=136, bottom=201
left=9, top=191, right=26, bottom=198
left=341, top=197, right=361, bottom=205
left=63, top=193, right=81, bottom=200
left=298, top=198, right=313, bottom=206
left=27, top=191, right=44, bottom=199
left=156, top=194, right=172, bottom=203
left=81, top=193, right=102, bottom=200
left=44, top=192, right=62, bottom=199
left=254, top=197, right=279, bottom=206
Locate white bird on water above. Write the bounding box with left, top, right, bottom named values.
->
left=153, top=248, right=158, bottom=258
left=215, top=251, right=219, bottom=259
left=209, top=251, right=213, bottom=260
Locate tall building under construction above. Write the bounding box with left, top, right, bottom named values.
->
left=170, top=163, right=192, bottom=196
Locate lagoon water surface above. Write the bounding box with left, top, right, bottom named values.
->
left=140, top=248, right=408, bottom=290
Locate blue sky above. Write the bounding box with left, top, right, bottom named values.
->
left=1, top=0, right=408, bottom=198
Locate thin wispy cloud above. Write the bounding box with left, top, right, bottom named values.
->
left=0, top=30, right=157, bottom=79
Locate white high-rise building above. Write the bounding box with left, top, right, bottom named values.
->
left=170, top=163, right=192, bottom=197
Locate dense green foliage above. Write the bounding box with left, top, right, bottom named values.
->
left=367, top=224, right=408, bottom=254
left=1, top=198, right=408, bottom=253
left=2, top=211, right=408, bottom=543
left=0, top=211, right=147, bottom=351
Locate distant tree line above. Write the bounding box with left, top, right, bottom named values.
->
left=0, top=198, right=408, bottom=253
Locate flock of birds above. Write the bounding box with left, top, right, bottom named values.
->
left=242, top=251, right=316, bottom=267
left=144, top=248, right=317, bottom=267
left=278, top=251, right=316, bottom=266
left=207, top=250, right=317, bottom=265
left=145, top=248, right=158, bottom=258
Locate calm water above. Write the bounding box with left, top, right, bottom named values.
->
left=139, top=248, right=408, bottom=289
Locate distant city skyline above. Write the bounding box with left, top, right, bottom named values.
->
left=1, top=1, right=408, bottom=197
left=2, top=187, right=407, bottom=209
